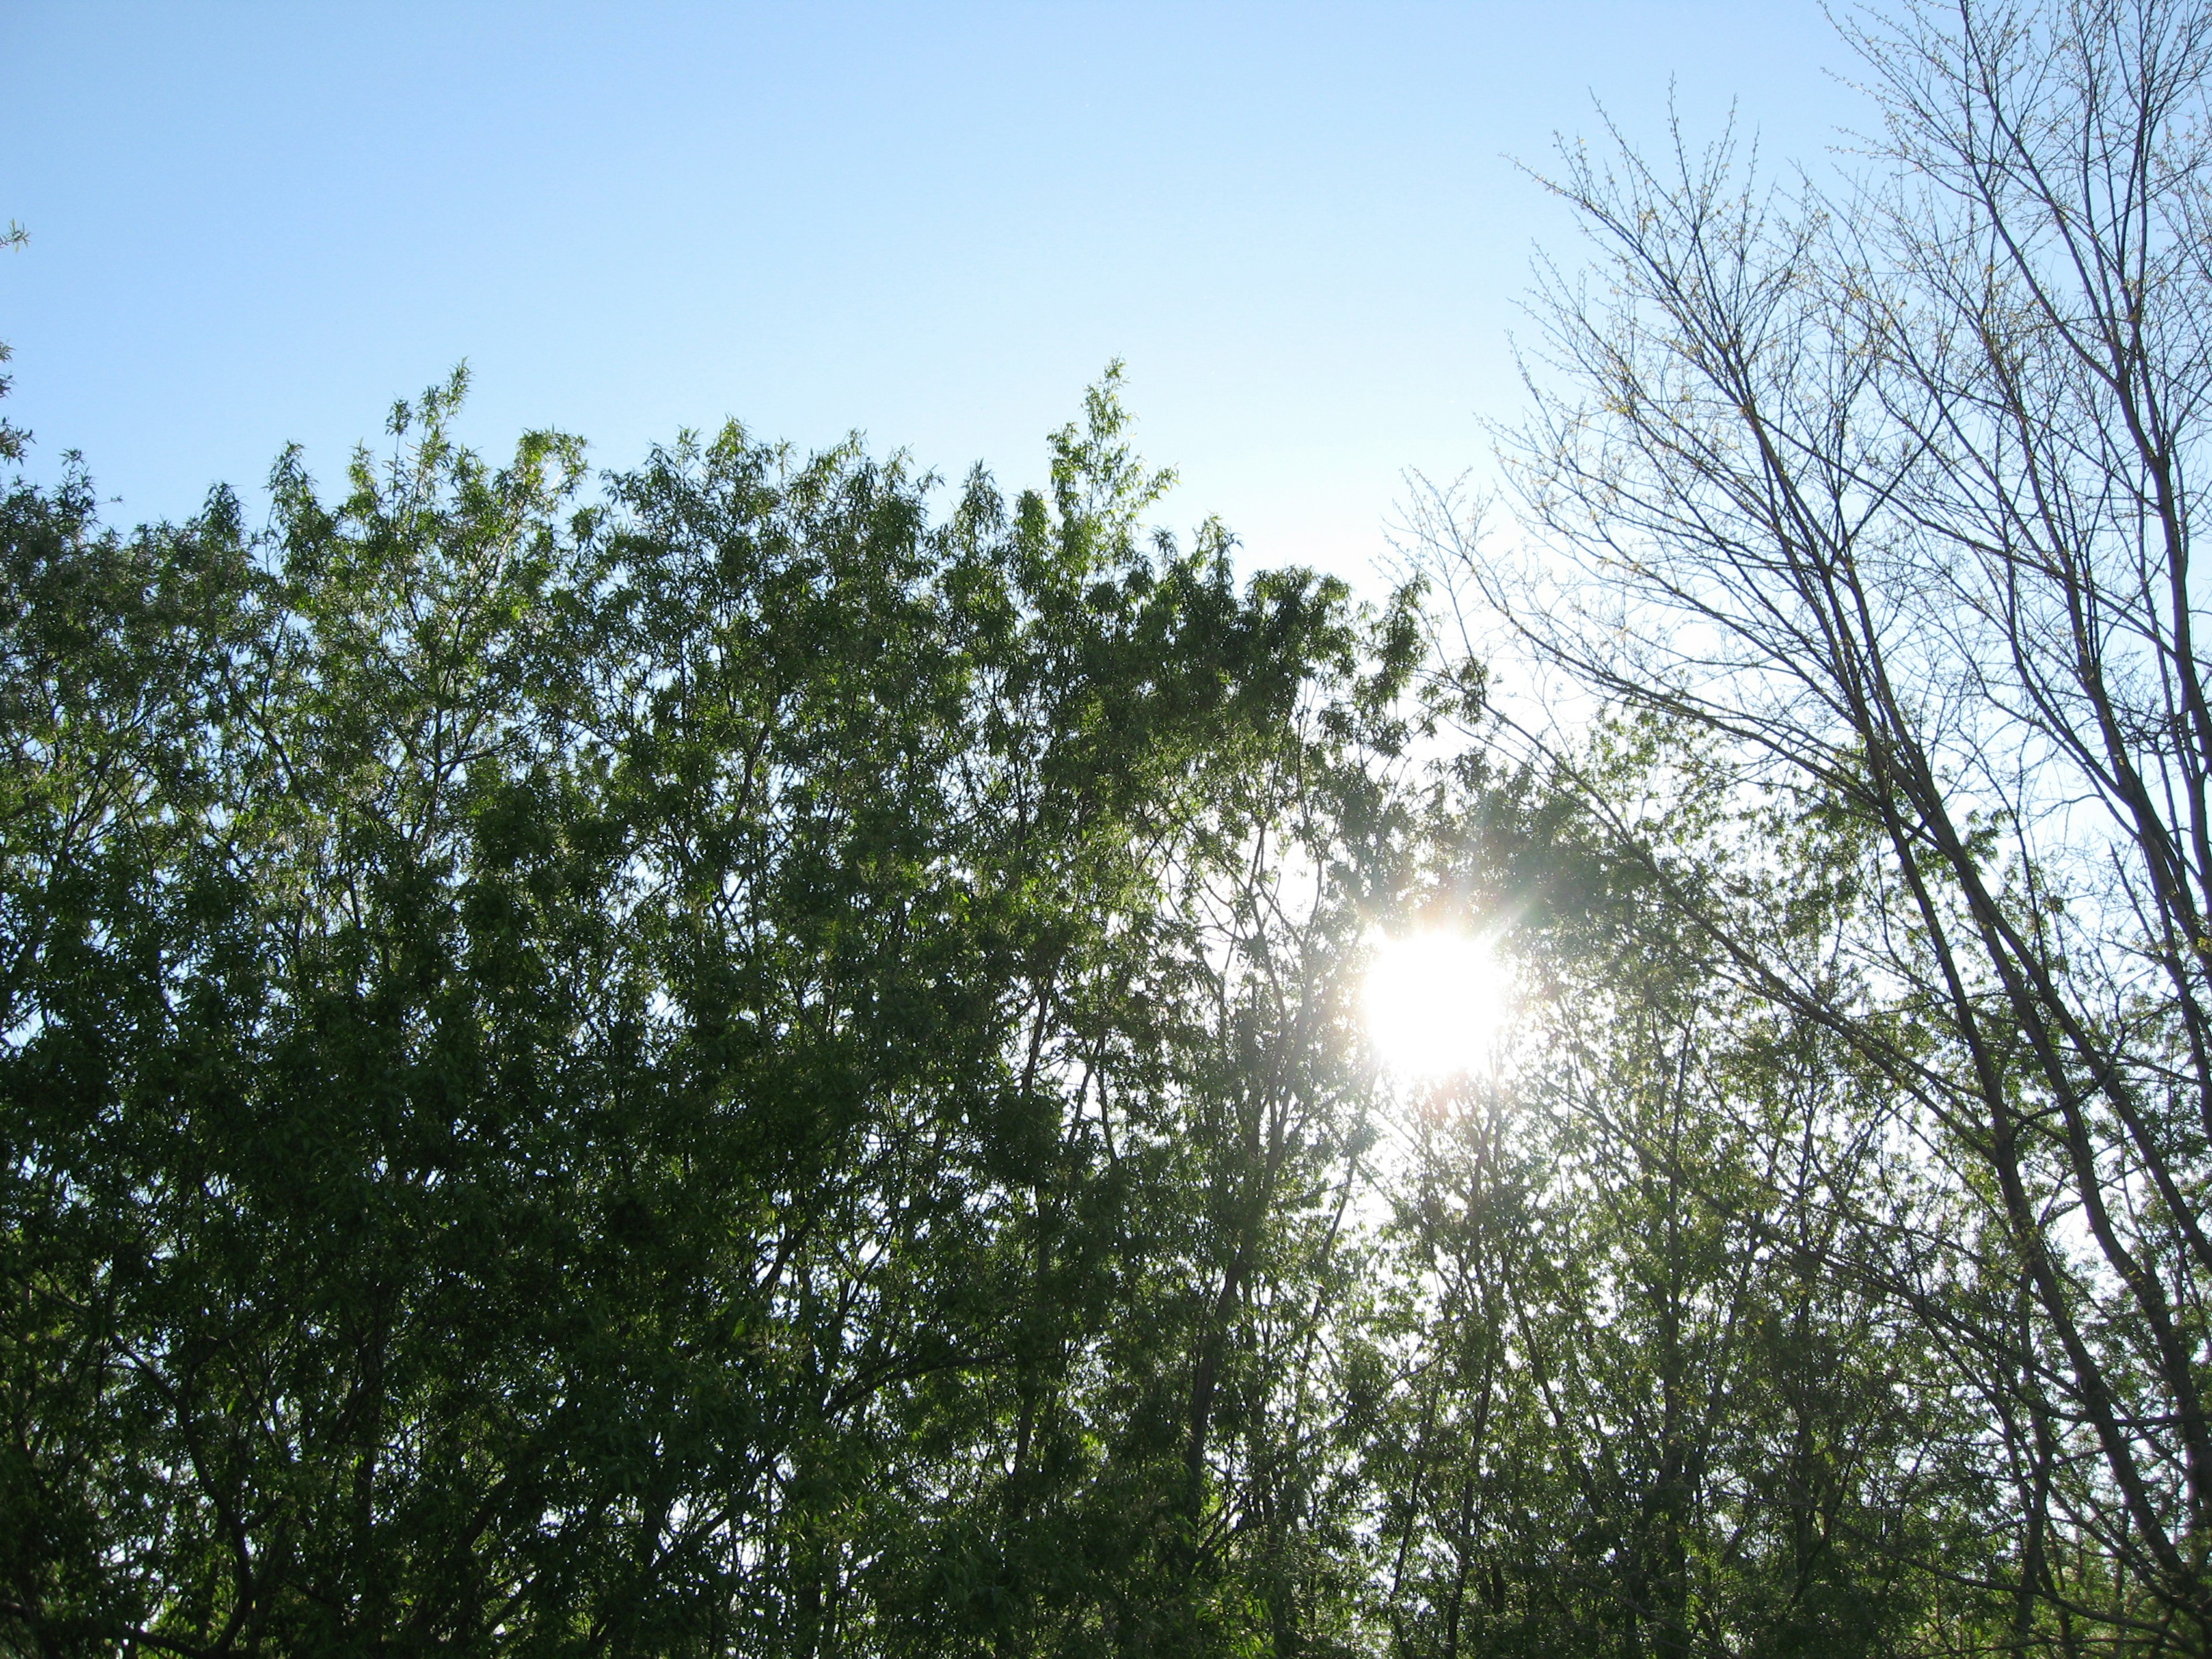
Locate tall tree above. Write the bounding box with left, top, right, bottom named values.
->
left=1369, top=734, right=1968, bottom=1659
left=0, top=369, right=1415, bottom=1657
left=1415, top=0, right=2212, bottom=1647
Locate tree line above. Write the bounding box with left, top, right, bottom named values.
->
left=7, top=2, right=2212, bottom=1654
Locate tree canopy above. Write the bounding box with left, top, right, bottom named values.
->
left=15, top=3, right=2212, bottom=1656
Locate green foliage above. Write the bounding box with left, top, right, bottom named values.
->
left=1357, top=726, right=1985, bottom=1659
left=0, top=351, right=2096, bottom=1659
left=0, top=370, right=1412, bottom=1656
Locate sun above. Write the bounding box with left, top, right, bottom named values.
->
left=1362, top=930, right=1514, bottom=1079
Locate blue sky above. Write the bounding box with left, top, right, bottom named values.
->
left=3, top=2, right=1864, bottom=587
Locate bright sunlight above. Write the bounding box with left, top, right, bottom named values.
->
left=1362, top=930, right=1514, bottom=1080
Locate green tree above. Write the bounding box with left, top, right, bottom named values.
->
left=1369, top=730, right=1967, bottom=1659
left=0, top=367, right=1417, bottom=1657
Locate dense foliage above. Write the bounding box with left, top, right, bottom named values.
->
left=0, top=369, right=1435, bottom=1655
left=0, top=373, right=2018, bottom=1658
left=13, top=3, right=2212, bottom=1655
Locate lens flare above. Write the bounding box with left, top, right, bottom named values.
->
left=1363, top=930, right=1512, bottom=1078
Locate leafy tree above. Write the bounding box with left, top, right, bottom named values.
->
left=1369, top=729, right=1969, bottom=1659
left=0, top=367, right=1416, bottom=1656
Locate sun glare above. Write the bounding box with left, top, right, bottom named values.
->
left=1363, top=930, right=1513, bottom=1080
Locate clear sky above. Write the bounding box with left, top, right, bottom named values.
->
left=3, top=2, right=1866, bottom=589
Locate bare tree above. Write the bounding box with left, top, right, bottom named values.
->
left=1418, top=0, right=2212, bottom=1647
